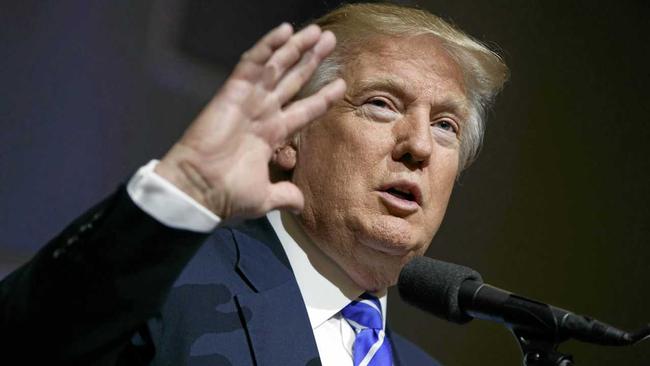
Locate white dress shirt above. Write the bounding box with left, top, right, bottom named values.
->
left=126, top=160, right=221, bottom=232
left=267, top=210, right=387, bottom=366
left=126, top=160, right=388, bottom=365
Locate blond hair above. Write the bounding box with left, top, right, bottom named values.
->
left=300, top=3, right=509, bottom=170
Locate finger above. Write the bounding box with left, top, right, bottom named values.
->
left=274, top=30, right=337, bottom=105
left=242, top=23, right=293, bottom=64
left=262, top=181, right=304, bottom=213
left=279, top=78, right=346, bottom=135
left=263, top=24, right=322, bottom=89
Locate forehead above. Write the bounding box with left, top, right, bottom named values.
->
left=342, top=35, right=468, bottom=109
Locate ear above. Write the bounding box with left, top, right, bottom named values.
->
left=272, top=141, right=298, bottom=172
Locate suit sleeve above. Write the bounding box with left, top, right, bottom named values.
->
left=0, top=187, right=209, bottom=364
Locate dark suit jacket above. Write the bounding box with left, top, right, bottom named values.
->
left=0, top=187, right=440, bottom=365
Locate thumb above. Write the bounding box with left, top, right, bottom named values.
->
left=263, top=181, right=305, bottom=213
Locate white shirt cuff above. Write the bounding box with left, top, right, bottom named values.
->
left=126, top=160, right=220, bottom=232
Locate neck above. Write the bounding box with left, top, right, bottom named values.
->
left=279, top=210, right=367, bottom=297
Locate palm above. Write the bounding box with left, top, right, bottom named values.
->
left=158, top=23, right=345, bottom=221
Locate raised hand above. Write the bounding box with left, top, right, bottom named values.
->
left=155, top=23, right=346, bottom=222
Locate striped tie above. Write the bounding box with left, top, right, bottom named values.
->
left=341, top=293, right=393, bottom=366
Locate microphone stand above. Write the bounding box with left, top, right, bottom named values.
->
left=511, top=328, right=573, bottom=366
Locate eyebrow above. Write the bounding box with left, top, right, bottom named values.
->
left=431, top=97, right=469, bottom=118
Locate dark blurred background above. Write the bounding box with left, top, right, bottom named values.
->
left=1, top=1, right=648, bottom=365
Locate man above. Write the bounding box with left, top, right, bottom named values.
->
left=0, top=3, right=507, bottom=365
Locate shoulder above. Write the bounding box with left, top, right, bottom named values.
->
left=390, top=331, right=443, bottom=366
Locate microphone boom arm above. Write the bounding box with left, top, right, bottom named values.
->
left=461, top=281, right=650, bottom=366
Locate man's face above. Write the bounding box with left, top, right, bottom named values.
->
left=292, top=35, right=468, bottom=291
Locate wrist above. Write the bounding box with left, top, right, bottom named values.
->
left=154, top=159, right=205, bottom=204
left=156, top=147, right=231, bottom=219
left=128, top=160, right=221, bottom=231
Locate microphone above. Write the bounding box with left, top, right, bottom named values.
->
left=398, top=256, right=650, bottom=346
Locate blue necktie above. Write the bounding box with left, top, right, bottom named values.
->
left=341, top=293, right=393, bottom=366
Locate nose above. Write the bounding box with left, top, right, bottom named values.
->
left=392, top=112, right=433, bottom=169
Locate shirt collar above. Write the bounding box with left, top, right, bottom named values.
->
left=266, top=210, right=387, bottom=330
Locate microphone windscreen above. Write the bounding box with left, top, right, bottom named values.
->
left=398, top=256, right=483, bottom=324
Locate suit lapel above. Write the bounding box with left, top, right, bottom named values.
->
left=230, top=218, right=321, bottom=366
left=235, top=281, right=321, bottom=365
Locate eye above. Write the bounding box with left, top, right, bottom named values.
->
left=365, top=97, right=392, bottom=109
left=358, top=96, right=400, bottom=122
left=433, top=119, right=458, bottom=134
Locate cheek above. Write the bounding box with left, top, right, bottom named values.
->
left=432, top=144, right=460, bottom=183
left=422, top=151, right=459, bottom=220
left=299, top=122, right=391, bottom=189
left=293, top=142, right=361, bottom=219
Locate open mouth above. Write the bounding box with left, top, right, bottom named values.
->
left=384, top=187, right=416, bottom=202
left=378, top=181, right=423, bottom=210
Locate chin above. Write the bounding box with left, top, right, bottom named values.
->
left=353, top=213, right=427, bottom=255
left=343, top=214, right=431, bottom=291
